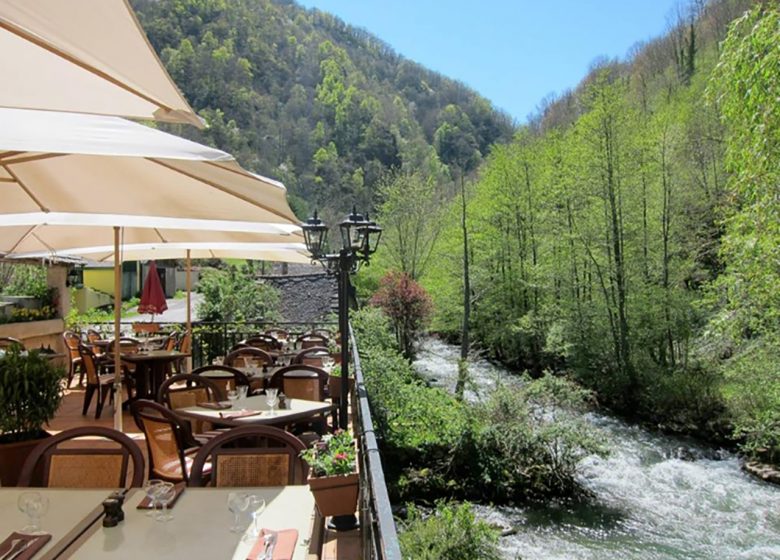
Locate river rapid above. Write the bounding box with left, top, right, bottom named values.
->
left=413, top=338, right=780, bottom=560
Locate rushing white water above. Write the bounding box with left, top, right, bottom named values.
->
left=414, top=338, right=780, bottom=560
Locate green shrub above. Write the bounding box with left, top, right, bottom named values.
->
left=196, top=265, right=280, bottom=322
left=399, top=502, right=502, bottom=560
left=353, top=307, right=606, bottom=504
left=0, top=346, right=65, bottom=442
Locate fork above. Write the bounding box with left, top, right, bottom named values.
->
left=0, top=539, right=21, bottom=560
left=4, top=539, right=33, bottom=560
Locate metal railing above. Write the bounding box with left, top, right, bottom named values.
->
left=351, top=327, right=403, bottom=560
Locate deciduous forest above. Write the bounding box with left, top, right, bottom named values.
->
left=132, top=0, right=777, bottom=465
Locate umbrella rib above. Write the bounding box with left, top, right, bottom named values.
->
left=0, top=18, right=176, bottom=116
left=147, top=158, right=296, bottom=223
left=1, top=163, right=48, bottom=211
left=0, top=151, right=22, bottom=160
left=5, top=224, right=37, bottom=254
left=1, top=153, right=65, bottom=165
left=153, top=228, right=169, bottom=243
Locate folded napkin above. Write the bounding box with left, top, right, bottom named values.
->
left=196, top=402, right=231, bottom=410
left=136, top=482, right=186, bottom=510
left=219, top=409, right=263, bottom=420
left=0, top=532, right=51, bottom=560
left=246, top=529, right=298, bottom=560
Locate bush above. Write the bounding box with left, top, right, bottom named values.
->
left=399, top=502, right=502, bottom=560
left=196, top=265, right=280, bottom=322
left=353, top=307, right=606, bottom=504
left=369, top=271, right=432, bottom=360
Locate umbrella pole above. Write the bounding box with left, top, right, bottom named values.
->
left=186, top=249, right=192, bottom=372
left=113, top=226, right=123, bottom=431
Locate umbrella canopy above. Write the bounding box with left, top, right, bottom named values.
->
left=0, top=107, right=302, bottom=255
left=138, top=261, right=167, bottom=316
left=0, top=0, right=202, bottom=127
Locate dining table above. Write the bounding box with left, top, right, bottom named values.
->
left=0, top=488, right=112, bottom=560
left=119, top=350, right=189, bottom=401
left=56, top=486, right=316, bottom=559
left=176, top=394, right=335, bottom=428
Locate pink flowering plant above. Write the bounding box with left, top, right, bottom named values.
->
left=300, top=430, right=356, bottom=476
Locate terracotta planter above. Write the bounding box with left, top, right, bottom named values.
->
left=0, top=431, right=50, bottom=486
left=328, top=374, right=354, bottom=400
left=308, top=472, right=359, bottom=517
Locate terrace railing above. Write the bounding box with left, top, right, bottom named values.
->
left=350, top=327, right=402, bottom=560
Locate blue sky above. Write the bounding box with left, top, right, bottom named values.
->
left=296, top=0, right=682, bottom=123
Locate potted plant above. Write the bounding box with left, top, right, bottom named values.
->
left=300, top=430, right=359, bottom=526
left=327, top=364, right=354, bottom=400
left=0, top=345, right=66, bottom=486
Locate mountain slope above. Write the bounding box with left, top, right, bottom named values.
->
left=131, top=0, right=514, bottom=219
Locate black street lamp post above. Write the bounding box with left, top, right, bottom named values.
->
left=302, top=208, right=381, bottom=431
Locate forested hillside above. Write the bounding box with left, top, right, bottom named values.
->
left=131, top=0, right=514, bottom=221
left=369, top=0, right=779, bottom=462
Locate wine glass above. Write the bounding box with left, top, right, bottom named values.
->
left=213, top=356, right=224, bottom=366
left=322, top=356, right=334, bottom=371
left=227, top=389, right=239, bottom=408
left=227, top=492, right=250, bottom=533
left=155, top=482, right=176, bottom=522
left=236, top=385, right=248, bottom=402
left=143, top=479, right=164, bottom=518
left=17, top=491, right=49, bottom=534
left=265, top=388, right=278, bottom=416
left=244, top=495, right=267, bottom=540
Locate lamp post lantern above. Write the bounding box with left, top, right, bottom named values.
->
left=301, top=207, right=381, bottom=431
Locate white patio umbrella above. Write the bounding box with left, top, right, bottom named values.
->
left=0, top=108, right=307, bottom=429
left=0, top=0, right=203, bottom=127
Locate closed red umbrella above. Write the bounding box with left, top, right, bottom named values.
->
left=138, top=261, right=168, bottom=317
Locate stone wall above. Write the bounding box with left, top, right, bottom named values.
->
left=261, top=273, right=337, bottom=323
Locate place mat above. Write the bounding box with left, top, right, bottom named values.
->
left=136, top=482, right=186, bottom=510
left=246, top=529, right=298, bottom=560
left=197, top=401, right=231, bottom=410
left=0, top=532, right=51, bottom=560
left=219, top=409, right=263, bottom=420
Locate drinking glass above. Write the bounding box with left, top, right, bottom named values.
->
left=265, top=388, right=278, bottom=416
left=213, top=356, right=224, bottom=366
left=244, top=495, right=266, bottom=540
left=227, top=492, right=250, bottom=533
left=323, top=356, right=334, bottom=370
left=17, top=492, right=49, bottom=534
left=227, top=389, right=239, bottom=408
left=155, top=482, right=176, bottom=522
left=143, top=479, right=164, bottom=518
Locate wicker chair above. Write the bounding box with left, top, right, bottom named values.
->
left=79, top=344, right=131, bottom=419
left=17, top=426, right=144, bottom=488
left=157, top=374, right=226, bottom=441
left=268, top=365, right=329, bottom=402
left=293, top=346, right=332, bottom=368
left=62, top=330, right=84, bottom=387
left=224, top=347, right=274, bottom=368
left=188, top=425, right=308, bottom=487
left=242, top=334, right=282, bottom=352
left=191, top=364, right=254, bottom=396
left=295, top=333, right=329, bottom=349
left=131, top=400, right=206, bottom=483
left=0, top=336, right=25, bottom=351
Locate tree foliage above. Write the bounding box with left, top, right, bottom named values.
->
left=131, top=0, right=513, bottom=217
left=196, top=265, right=280, bottom=322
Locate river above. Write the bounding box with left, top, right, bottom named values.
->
left=413, top=338, right=780, bottom=560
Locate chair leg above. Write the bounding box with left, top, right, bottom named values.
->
left=66, top=361, right=75, bottom=388
left=96, top=385, right=111, bottom=419
left=82, top=385, right=96, bottom=415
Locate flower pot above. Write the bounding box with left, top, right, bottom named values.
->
left=328, top=374, right=354, bottom=400
left=0, top=430, right=50, bottom=486
left=308, top=472, right=359, bottom=517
